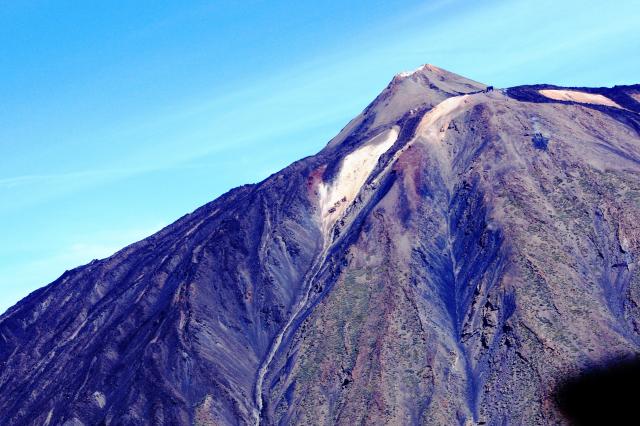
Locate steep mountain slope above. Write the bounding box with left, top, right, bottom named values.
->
left=1, top=65, right=640, bottom=425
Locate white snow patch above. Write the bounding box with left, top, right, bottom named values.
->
left=538, top=89, right=622, bottom=108
left=318, top=127, right=399, bottom=239
left=396, top=63, right=443, bottom=78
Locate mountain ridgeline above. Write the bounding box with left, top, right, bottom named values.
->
left=2, top=65, right=640, bottom=425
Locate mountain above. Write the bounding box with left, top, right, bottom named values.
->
left=1, top=64, right=640, bottom=425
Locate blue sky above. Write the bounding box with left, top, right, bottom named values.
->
left=1, top=0, right=639, bottom=314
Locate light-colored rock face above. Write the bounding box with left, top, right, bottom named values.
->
left=195, top=395, right=219, bottom=425
left=92, top=392, right=106, bottom=409
left=318, top=127, right=399, bottom=239
left=419, top=93, right=472, bottom=133
left=539, top=89, right=622, bottom=108
left=415, top=94, right=474, bottom=155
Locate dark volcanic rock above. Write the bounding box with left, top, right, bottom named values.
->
left=1, top=64, right=640, bottom=425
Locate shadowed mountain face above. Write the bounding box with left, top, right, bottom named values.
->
left=1, top=64, right=640, bottom=425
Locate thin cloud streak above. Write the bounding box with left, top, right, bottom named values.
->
left=0, top=222, right=165, bottom=315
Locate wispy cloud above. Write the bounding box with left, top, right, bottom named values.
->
left=0, top=222, right=165, bottom=315
left=0, top=169, right=137, bottom=189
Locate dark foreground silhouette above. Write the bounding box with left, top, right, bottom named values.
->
left=555, top=357, right=640, bottom=425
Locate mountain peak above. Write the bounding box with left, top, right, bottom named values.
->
left=394, top=63, right=445, bottom=79
left=391, top=63, right=484, bottom=88
left=326, top=64, right=487, bottom=147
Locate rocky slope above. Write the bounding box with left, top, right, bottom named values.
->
left=1, top=64, right=640, bottom=425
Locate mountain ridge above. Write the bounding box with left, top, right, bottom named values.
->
left=2, top=64, right=640, bottom=425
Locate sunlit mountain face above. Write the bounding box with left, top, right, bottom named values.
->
left=1, top=65, right=640, bottom=425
